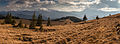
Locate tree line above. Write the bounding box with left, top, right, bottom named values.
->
left=3, top=12, right=51, bottom=31
left=83, top=15, right=99, bottom=21
left=3, top=12, right=100, bottom=30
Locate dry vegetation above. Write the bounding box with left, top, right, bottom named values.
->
left=0, top=14, right=120, bottom=44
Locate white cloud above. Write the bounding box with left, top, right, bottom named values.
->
left=1, top=0, right=120, bottom=12
left=109, top=0, right=115, bottom=1
left=119, top=0, right=120, bottom=3
left=36, top=0, right=40, bottom=2
left=48, top=0, right=101, bottom=12
left=66, top=0, right=100, bottom=5
left=40, top=1, right=56, bottom=4
left=50, top=6, right=86, bottom=12
left=98, top=7, right=120, bottom=12
left=39, top=8, right=48, bottom=11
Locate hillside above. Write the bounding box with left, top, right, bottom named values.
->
left=0, top=13, right=120, bottom=44
left=53, top=16, right=82, bottom=22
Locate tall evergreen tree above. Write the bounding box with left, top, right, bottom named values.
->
left=39, top=25, right=43, bottom=31
left=11, top=19, right=16, bottom=25
left=109, top=14, right=111, bottom=16
left=29, top=12, right=36, bottom=29
left=17, top=20, right=23, bottom=28
left=4, top=13, right=9, bottom=24
left=96, top=16, right=99, bottom=19
left=9, top=13, right=13, bottom=23
left=36, top=14, right=42, bottom=26
left=47, top=17, right=51, bottom=26
left=83, top=15, right=87, bottom=21
left=24, top=24, right=27, bottom=28
left=4, top=12, right=13, bottom=24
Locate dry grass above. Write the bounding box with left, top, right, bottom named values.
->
left=0, top=14, right=120, bottom=44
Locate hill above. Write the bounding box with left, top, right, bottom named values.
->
left=53, top=16, right=82, bottom=22
left=0, top=15, right=20, bottom=19
left=0, top=13, right=120, bottom=44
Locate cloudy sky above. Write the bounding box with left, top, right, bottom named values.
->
left=0, top=0, right=120, bottom=19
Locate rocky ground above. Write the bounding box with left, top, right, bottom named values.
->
left=0, top=14, right=120, bottom=44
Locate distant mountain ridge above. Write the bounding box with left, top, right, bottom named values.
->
left=53, top=16, right=82, bottom=22
left=0, top=10, right=75, bottom=20
left=0, top=14, right=20, bottom=19
left=0, top=12, right=82, bottom=22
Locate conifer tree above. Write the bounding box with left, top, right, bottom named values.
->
left=83, top=15, right=88, bottom=21
left=5, top=12, right=13, bottom=24
left=36, top=14, right=42, bottom=26
left=24, top=24, right=27, bottom=28
left=29, top=22, right=33, bottom=29
left=9, top=13, right=13, bottom=24
left=11, top=19, right=16, bottom=25
left=47, top=17, right=51, bottom=26
left=109, top=14, right=111, bottom=16
left=17, top=20, right=23, bottom=28
left=29, top=12, right=36, bottom=29
left=39, top=25, right=43, bottom=31
left=96, top=16, right=99, bottom=19
left=4, top=13, right=9, bottom=24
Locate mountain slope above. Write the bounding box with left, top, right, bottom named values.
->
left=0, top=13, right=120, bottom=44
left=0, top=10, right=74, bottom=20
left=53, top=16, right=82, bottom=22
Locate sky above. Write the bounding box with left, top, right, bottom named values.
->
left=0, top=0, right=120, bottom=20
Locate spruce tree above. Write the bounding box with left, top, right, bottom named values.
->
left=17, top=20, right=23, bottom=28
left=36, top=14, right=42, bottom=26
left=39, top=25, right=43, bottom=31
left=83, top=15, right=87, bottom=21
left=11, top=19, right=16, bottom=25
left=4, top=13, right=9, bottom=24
left=29, top=12, right=36, bottom=29
left=47, top=17, right=51, bottom=26
left=9, top=13, right=13, bottom=23
left=29, top=22, right=33, bottom=29
left=109, top=14, right=111, bottom=16
left=96, top=16, right=99, bottom=19
left=24, top=24, right=27, bottom=28
left=5, top=12, right=13, bottom=24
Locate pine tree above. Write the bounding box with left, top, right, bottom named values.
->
left=36, top=14, right=42, bottom=26
left=11, top=19, right=16, bottom=25
left=29, top=22, right=34, bottom=29
left=4, top=14, right=9, bottom=24
left=24, top=24, right=27, bottom=28
left=47, top=17, right=51, bottom=26
left=39, top=25, right=43, bottom=31
left=8, top=13, right=12, bottom=24
left=109, top=14, right=111, bottom=16
left=83, top=15, right=87, bottom=21
left=29, top=12, right=36, bottom=29
left=4, top=12, right=13, bottom=24
left=17, top=20, right=23, bottom=28
left=96, top=16, right=99, bottom=19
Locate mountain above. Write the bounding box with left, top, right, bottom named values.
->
left=0, top=10, right=77, bottom=20
left=0, top=14, right=20, bottom=19
left=53, top=16, right=82, bottom=22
